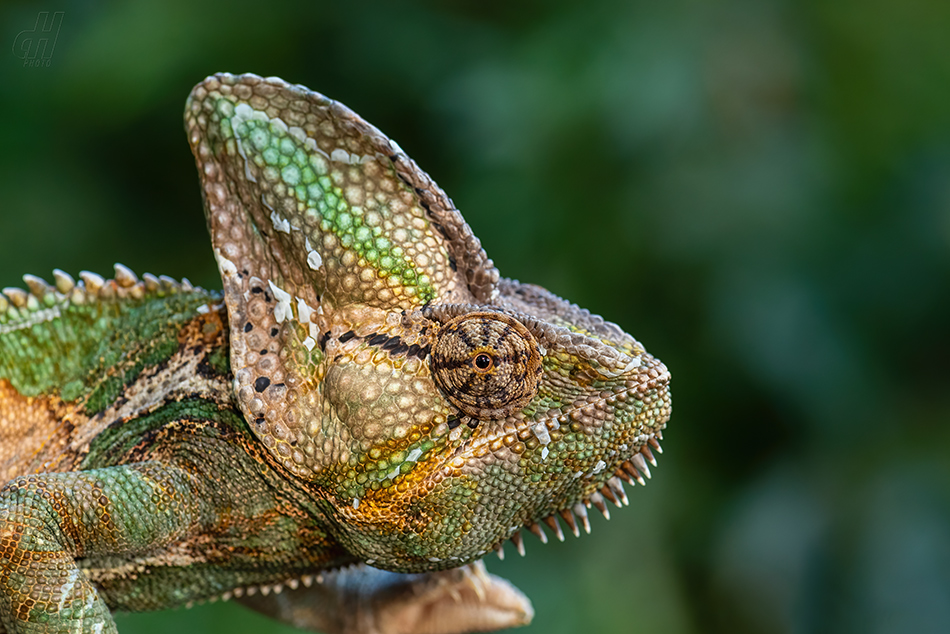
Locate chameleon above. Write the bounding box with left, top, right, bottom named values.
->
left=0, top=73, right=672, bottom=634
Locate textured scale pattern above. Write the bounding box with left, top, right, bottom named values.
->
left=0, top=73, right=671, bottom=634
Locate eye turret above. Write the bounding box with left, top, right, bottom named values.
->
left=430, top=312, right=543, bottom=420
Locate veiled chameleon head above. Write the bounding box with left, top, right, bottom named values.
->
left=186, top=73, right=671, bottom=571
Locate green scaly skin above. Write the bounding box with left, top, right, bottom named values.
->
left=0, top=73, right=671, bottom=634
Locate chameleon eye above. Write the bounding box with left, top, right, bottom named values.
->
left=430, top=312, right=543, bottom=420
left=472, top=353, right=494, bottom=372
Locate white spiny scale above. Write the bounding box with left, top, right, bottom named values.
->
left=495, top=544, right=505, bottom=560
left=232, top=587, right=245, bottom=598
left=3, top=287, right=28, bottom=308
left=301, top=575, right=314, bottom=588
left=79, top=271, right=105, bottom=295
left=287, top=578, right=299, bottom=590
left=158, top=275, right=179, bottom=291
left=631, top=453, right=652, bottom=479
left=607, top=476, right=628, bottom=506
left=559, top=508, right=580, bottom=538
left=143, top=273, right=160, bottom=292
left=527, top=522, right=548, bottom=544
left=640, top=444, right=658, bottom=467
left=572, top=503, right=591, bottom=534
left=52, top=269, right=75, bottom=294
left=510, top=531, right=526, bottom=557
left=543, top=515, right=565, bottom=542
left=623, top=460, right=647, bottom=486
left=113, top=263, right=138, bottom=288
left=599, top=483, right=621, bottom=508
left=589, top=492, right=610, bottom=520
left=22, top=274, right=51, bottom=299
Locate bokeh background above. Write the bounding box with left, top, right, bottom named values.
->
left=2, top=1, right=949, bottom=633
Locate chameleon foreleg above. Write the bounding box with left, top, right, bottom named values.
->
left=0, top=462, right=204, bottom=634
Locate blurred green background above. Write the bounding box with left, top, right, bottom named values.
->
left=2, top=1, right=949, bottom=633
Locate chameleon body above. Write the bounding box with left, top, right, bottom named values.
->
left=0, top=74, right=671, bottom=634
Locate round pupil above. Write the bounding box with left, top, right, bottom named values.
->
left=473, top=353, right=493, bottom=371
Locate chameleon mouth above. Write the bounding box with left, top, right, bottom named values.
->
left=493, top=431, right=664, bottom=560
